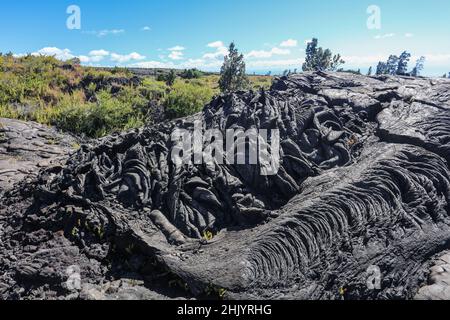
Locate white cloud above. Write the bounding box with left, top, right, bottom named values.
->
left=183, top=58, right=223, bottom=70
left=246, top=51, right=271, bottom=59
left=110, top=52, right=146, bottom=63
left=246, top=58, right=303, bottom=68
left=304, top=39, right=313, bottom=45
left=342, top=53, right=450, bottom=67
left=130, top=57, right=223, bottom=71
left=405, top=33, right=414, bottom=38
left=32, top=47, right=74, bottom=60
left=84, top=29, right=125, bottom=37
left=167, top=45, right=186, bottom=60
left=79, top=55, right=93, bottom=63
left=246, top=47, right=290, bottom=59
left=203, top=46, right=228, bottom=60
left=342, top=55, right=386, bottom=65
left=89, top=49, right=110, bottom=57
left=207, top=41, right=225, bottom=48
left=77, top=49, right=111, bottom=63
left=79, top=55, right=104, bottom=63
left=203, top=41, right=228, bottom=60
left=374, top=33, right=395, bottom=39
left=280, top=39, right=298, bottom=48
left=168, top=45, right=185, bottom=51
left=141, top=26, right=151, bottom=31
left=413, top=53, right=450, bottom=65
left=272, top=47, right=291, bottom=55
left=168, top=51, right=184, bottom=60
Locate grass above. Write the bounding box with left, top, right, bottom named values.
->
left=0, top=54, right=273, bottom=137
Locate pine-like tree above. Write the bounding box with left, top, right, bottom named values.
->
left=302, top=38, right=345, bottom=72
left=411, top=56, right=426, bottom=77
left=386, top=55, right=400, bottom=75
left=376, top=61, right=387, bottom=75
left=219, top=42, right=249, bottom=93
left=396, top=51, right=411, bottom=75
left=367, top=66, right=373, bottom=76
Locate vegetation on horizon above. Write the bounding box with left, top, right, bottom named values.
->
left=1, top=39, right=437, bottom=139
left=375, top=52, right=426, bottom=76
left=0, top=54, right=272, bottom=138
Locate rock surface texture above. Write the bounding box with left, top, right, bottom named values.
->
left=0, top=118, right=78, bottom=193
left=1, top=72, right=450, bottom=300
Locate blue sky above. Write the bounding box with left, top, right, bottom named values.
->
left=1, top=0, right=449, bottom=76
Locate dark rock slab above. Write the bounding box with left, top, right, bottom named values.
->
left=0, top=118, right=78, bottom=193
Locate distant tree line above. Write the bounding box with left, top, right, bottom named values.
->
left=180, top=68, right=203, bottom=79
left=215, top=39, right=443, bottom=93
left=374, top=52, right=426, bottom=77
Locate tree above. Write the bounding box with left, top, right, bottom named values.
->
left=411, top=56, right=426, bottom=77
left=367, top=66, right=373, bottom=76
left=165, top=70, right=177, bottom=87
left=376, top=62, right=387, bottom=75
left=376, top=55, right=398, bottom=75
left=219, top=42, right=249, bottom=93
left=302, top=38, right=345, bottom=72
left=376, top=52, right=417, bottom=76
left=386, top=55, right=400, bottom=75
left=396, top=51, right=411, bottom=75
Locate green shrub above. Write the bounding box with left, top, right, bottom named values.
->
left=0, top=104, right=19, bottom=118
left=165, top=82, right=213, bottom=118
left=140, top=78, right=168, bottom=101
left=165, top=70, right=177, bottom=87
left=180, top=68, right=203, bottom=79
left=54, top=90, right=144, bottom=138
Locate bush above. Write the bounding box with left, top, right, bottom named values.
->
left=180, top=68, right=203, bottom=79
left=0, top=104, right=19, bottom=118
left=165, top=82, right=213, bottom=118
left=54, top=90, right=144, bottom=138
left=165, top=70, right=177, bottom=87
left=140, top=78, right=168, bottom=101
